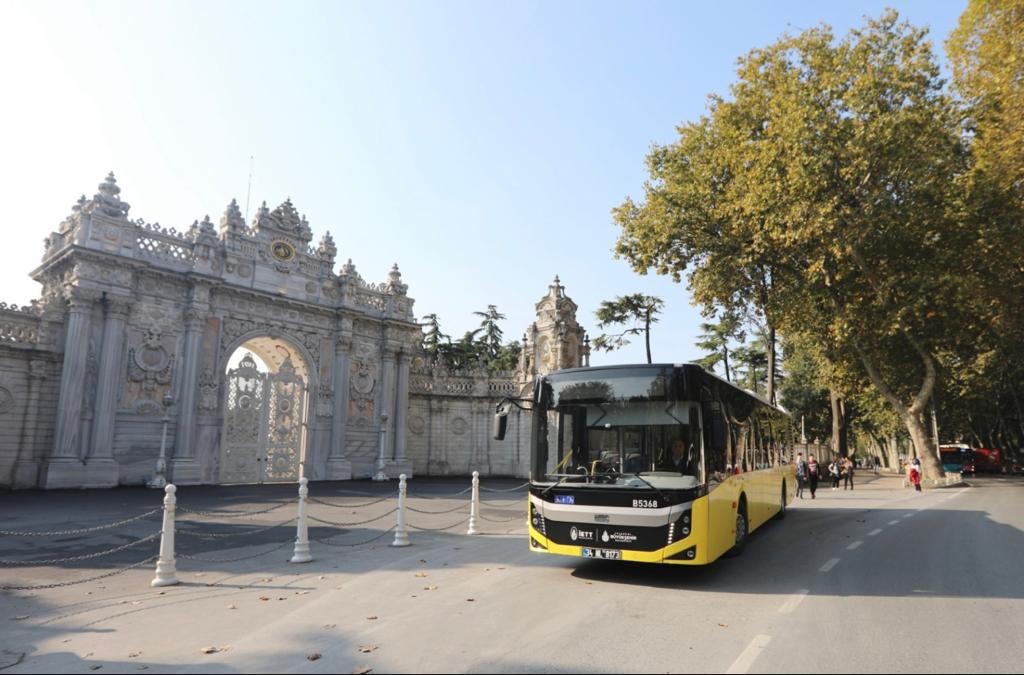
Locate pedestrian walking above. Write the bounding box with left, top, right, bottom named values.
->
left=829, top=459, right=840, bottom=490
left=807, top=455, right=820, bottom=499
left=909, top=457, right=922, bottom=492
left=795, top=452, right=808, bottom=499
left=843, top=456, right=855, bottom=490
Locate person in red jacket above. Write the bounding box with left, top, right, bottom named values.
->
left=908, top=457, right=922, bottom=492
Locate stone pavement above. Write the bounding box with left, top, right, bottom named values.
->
left=0, top=477, right=529, bottom=673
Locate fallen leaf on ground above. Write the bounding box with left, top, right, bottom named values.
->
left=259, top=577, right=272, bottom=582
left=307, top=653, right=322, bottom=661
left=718, top=623, right=728, bottom=628
left=201, top=647, right=220, bottom=654
left=357, top=645, right=378, bottom=653
left=296, top=591, right=310, bottom=595
left=128, top=652, right=141, bottom=658
left=423, top=585, right=438, bottom=591
left=366, top=615, right=379, bottom=620
left=227, top=605, right=237, bottom=610
left=318, top=575, right=326, bottom=580
left=277, top=597, right=287, bottom=601
left=88, top=666, right=102, bottom=671
left=323, top=624, right=336, bottom=629
left=466, top=598, right=475, bottom=602
left=259, top=597, right=270, bottom=602
left=136, top=666, right=148, bottom=670
left=352, top=666, right=373, bottom=674
left=414, top=573, right=428, bottom=578
left=418, top=559, right=427, bottom=563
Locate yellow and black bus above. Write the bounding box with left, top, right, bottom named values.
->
left=496, top=363, right=795, bottom=565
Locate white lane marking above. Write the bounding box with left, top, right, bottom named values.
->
left=819, top=558, right=840, bottom=572
left=847, top=540, right=863, bottom=550
left=903, top=513, right=915, bottom=518
left=726, top=634, right=772, bottom=674
left=888, top=520, right=900, bottom=526
left=868, top=528, right=883, bottom=536
left=779, top=589, right=809, bottom=613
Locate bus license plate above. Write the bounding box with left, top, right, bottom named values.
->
left=582, top=547, right=621, bottom=560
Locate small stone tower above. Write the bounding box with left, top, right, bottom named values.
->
left=515, top=276, right=589, bottom=388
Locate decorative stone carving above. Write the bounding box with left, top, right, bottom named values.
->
left=316, top=385, right=333, bottom=417
left=126, top=327, right=175, bottom=414
left=0, top=386, right=14, bottom=414
left=221, top=316, right=321, bottom=365
left=198, top=367, right=219, bottom=412
left=450, top=417, right=469, bottom=435
left=409, top=415, right=425, bottom=435
left=349, top=360, right=377, bottom=426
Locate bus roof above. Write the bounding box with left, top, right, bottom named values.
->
left=542, top=362, right=790, bottom=416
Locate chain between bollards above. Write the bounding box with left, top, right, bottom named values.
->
left=392, top=474, right=411, bottom=547
left=467, top=471, right=480, bottom=535
left=291, top=477, right=313, bottom=563
left=151, top=484, right=179, bottom=587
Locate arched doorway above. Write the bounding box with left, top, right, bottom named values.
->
left=220, top=336, right=311, bottom=483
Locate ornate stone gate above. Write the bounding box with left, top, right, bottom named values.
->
left=221, top=353, right=307, bottom=483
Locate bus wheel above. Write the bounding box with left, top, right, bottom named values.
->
left=775, top=482, right=787, bottom=520
left=725, top=499, right=748, bottom=557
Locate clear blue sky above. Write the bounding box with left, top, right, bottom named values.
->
left=0, top=0, right=966, bottom=368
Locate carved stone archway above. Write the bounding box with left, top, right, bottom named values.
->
left=220, top=335, right=313, bottom=484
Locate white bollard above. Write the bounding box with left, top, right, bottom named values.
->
left=467, top=471, right=480, bottom=535
left=151, top=484, right=179, bottom=587
left=392, top=474, right=410, bottom=547
left=290, top=477, right=313, bottom=564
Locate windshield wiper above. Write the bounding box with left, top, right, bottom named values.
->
left=540, top=472, right=588, bottom=496
left=627, top=472, right=668, bottom=504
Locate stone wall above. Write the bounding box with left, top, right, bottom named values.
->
left=0, top=304, right=62, bottom=488
left=407, top=366, right=531, bottom=478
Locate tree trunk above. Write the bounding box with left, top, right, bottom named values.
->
left=644, top=311, right=652, bottom=364
left=854, top=342, right=944, bottom=479
left=765, top=325, right=777, bottom=406
left=830, top=389, right=848, bottom=459
left=723, top=346, right=731, bottom=382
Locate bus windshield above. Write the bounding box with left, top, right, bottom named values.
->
left=534, top=369, right=703, bottom=489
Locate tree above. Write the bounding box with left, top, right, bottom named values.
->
left=613, top=12, right=968, bottom=479
left=472, top=305, right=506, bottom=361
left=421, top=313, right=450, bottom=365
left=592, top=294, right=664, bottom=364
left=733, top=343, right=768, bottom=395
left=695, top=310, right=744, bottom=381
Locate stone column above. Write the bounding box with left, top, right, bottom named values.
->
left=378, top=347, right=397, bottom=477
left=85, top=297, right=132, bottom=487
left=392, top=352, right=412, bottom=477
left=169, top=307, right=205, bottom=485
left=327, top=337, right=352, bottom=479
left=12, top=359, right=49, bottom=488
left=43, top=290, right=97, bottom=489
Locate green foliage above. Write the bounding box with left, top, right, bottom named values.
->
left=592, top=294, right=664, bottom=363
left=421, top=306, right=518, bottom=374
left=695, top=310, right=745, bottom=381
left=614, top=10, right=973, bottom=475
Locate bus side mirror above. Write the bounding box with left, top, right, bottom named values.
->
left=493, top=404, right=509, bottom=441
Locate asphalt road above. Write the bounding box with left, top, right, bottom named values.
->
left=1, top=473, right=1022, bottom=673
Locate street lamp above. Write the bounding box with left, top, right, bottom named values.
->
left=147, top=392, right=175, bottom=489
left=372, top=411, right=389, bottom=482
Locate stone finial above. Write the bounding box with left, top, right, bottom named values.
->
left=387, top=263, right=407, bottom=295
left=549, top=274, right=564, bottom=297
left=72, top=195, right=87, bottom=212
left=91, top=171, right=130, bottom=218
left=317, top=231, right=337, bottom=262
left=220, top=199, right=245, bottom=235
left=340, top=258, right=357, bottom=276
